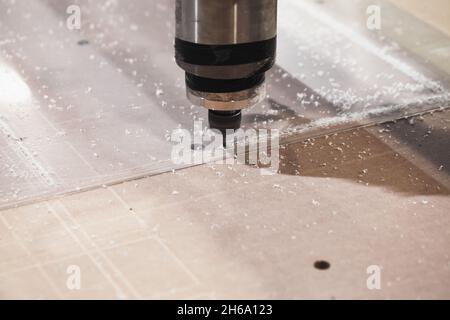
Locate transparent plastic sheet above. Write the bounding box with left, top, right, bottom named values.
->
left=0, top=0, right=449, bottom=209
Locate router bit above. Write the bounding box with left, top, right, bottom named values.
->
left=175, top=0, right=278, bottom=131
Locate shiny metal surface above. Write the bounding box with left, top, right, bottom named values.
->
left=0, top=0, right=449, bottom=209
left=176, top=0, right=277, bottom=45
left=187, top=83, right=266, bottom=111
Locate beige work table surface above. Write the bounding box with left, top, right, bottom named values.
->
left=1, top=109, right=449, bottom=299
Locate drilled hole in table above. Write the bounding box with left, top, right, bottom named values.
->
left=77, top=39, right=90, bottom=46
left=314, top=260, right=331, bottom=270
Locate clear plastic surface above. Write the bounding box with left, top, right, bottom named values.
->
left=1, top=0, right=449, bottom=209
